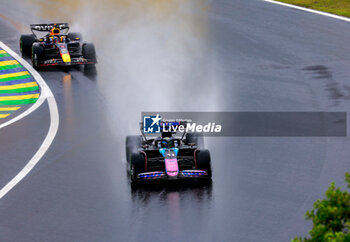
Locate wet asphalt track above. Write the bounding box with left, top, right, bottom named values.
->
left=1, top=0, right=350, bottom=241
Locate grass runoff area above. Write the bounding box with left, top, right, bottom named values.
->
left=276, top=0, right=350, bottom=18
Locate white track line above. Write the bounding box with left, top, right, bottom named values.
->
left=263, top=0, right=350, bottom=23
left=0, top=41, right=59, bottom=199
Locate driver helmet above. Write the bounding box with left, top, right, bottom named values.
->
left=161, top=137, right=170, bottom=148
left=50, top=27, right=60, bottom=35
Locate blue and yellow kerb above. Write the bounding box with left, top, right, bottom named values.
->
left=0, top=49, right=39, bottom=119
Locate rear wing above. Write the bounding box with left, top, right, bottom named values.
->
left=30, top=23, right=69, bottom=38
left=30, top=23, right=69, bottom=32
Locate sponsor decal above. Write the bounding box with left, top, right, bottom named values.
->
left=32, top=24, right=67, bottom=31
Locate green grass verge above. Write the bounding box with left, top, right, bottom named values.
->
left=276, top=0, right=350, bottom=18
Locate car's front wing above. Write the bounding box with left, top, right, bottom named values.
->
left=38, top=57, right=95, bottom=66
left=136, top=170, right=209, bottom=180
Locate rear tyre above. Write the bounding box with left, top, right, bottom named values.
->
left=67, top=32, right=83, bottom=41
left=196, top=149, right=212, bottom=178
left=130, top=153, right=146, bottom=182
left=82, top=43, right=97, bottom=71
left=31, top=45, right=44, bottom=70
left=20, top=34, right=36, bottom=57
left=126, top=135, right=143, bottom=163
left=186, top=133, right=204, bottom=148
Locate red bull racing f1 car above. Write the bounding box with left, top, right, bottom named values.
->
left=126, top=122, right=212, bottom=183
left=19, top=23, right=96, bottom=69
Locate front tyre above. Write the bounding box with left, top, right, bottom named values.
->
left=130, top=153, right=146, bottom=182
left=82, top=43, right=97, bottom=71
left=20, top=34, right=36, bottom=57
left=31, top=45, right=44, bottom=70
left=196, top=149, right=212, bottom=178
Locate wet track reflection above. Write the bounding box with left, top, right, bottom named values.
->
left=130, top=180, right=213, bottom=202
left=128, top=180, right=213, bottom=242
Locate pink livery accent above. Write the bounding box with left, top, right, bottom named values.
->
left=165, top=158, right=179, bottom=177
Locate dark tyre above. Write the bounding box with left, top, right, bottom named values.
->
left=82, top=43, right=97, bottom=70
left=126, top=135, right=143, bottom=163
left=196, top=149, right=212, bottom=178
left=31, top=45, right=44, bottom=70
left=67, top=32, right=82, bottom=41
left=186, top=133, right=204, bottom=148
left=131, top=153, right=146, bottom=181
left=20, top=34, right=36, bottom=57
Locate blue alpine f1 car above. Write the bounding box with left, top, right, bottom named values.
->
left=126, top=122, right=212, bottom=183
